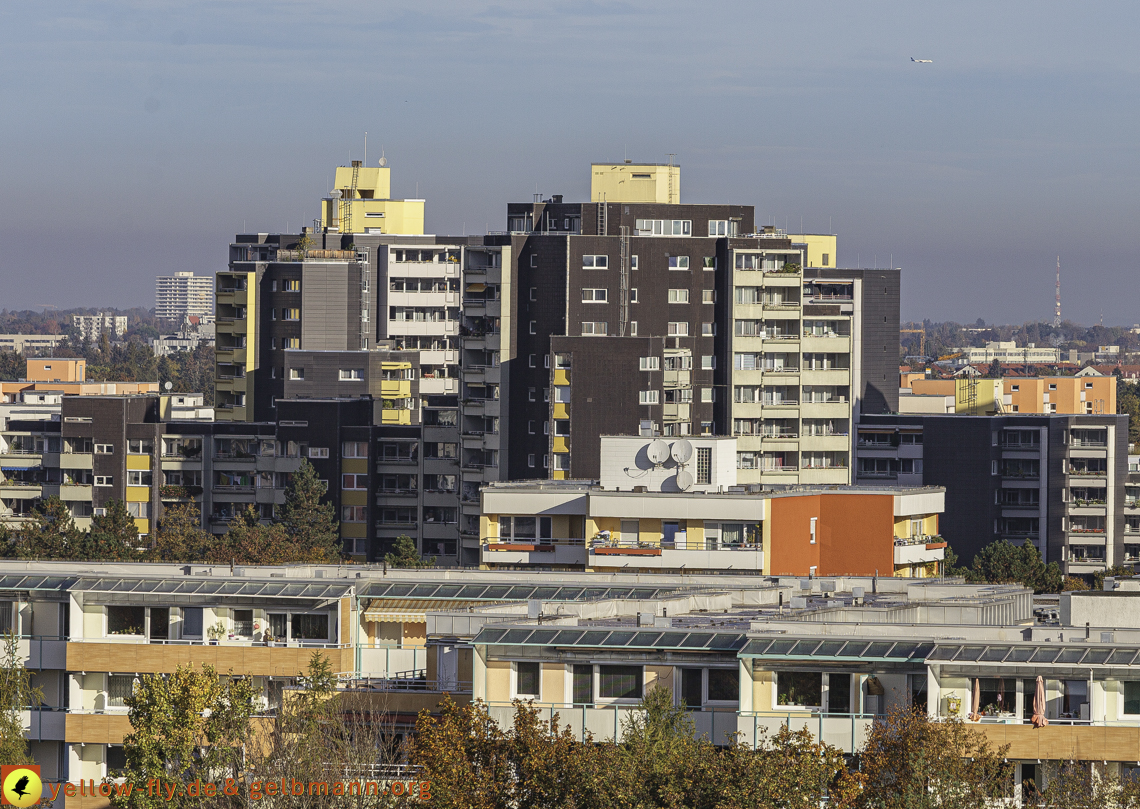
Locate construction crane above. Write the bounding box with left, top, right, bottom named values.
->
left=901, top=328, right=926, bottom=360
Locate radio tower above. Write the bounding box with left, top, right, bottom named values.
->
left=1053, top=255, right=1061, bottom=328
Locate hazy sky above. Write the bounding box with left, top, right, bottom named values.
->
left=2, top=1, right=1138, bottom=325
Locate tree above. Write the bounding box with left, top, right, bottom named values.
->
left=81, top=499, right=141, bottom=560
left=969, top=539, right=1063, bottom=593
left=986, top=359, right=1003, bottom=378
left=712, top=726, right=852, bottom=809
left=0, top=634, right=42, bottom=765
left=0, top=351, right=22, bottom=381
left=4, top=496, right=84, bottom=559
left=147, top=502, right=212, bottom=562
left=113, top=665, right=255, bottom=809
left=277, top=460, right=341, bottom=560
left=847, top=705, right=1014, bottom=809
left=1117, top=380, right=1140, bottom=445
left=384, top=535, right=434, bottom=568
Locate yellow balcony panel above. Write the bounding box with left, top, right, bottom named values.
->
left=382, top=409, right=411, bottom=425
left=552, top=436, right=569, bottom=453
left=126, top=455, right=152, bottom=471
left=341, top=522, right=367, bottom=539
left=552, top=471, right=567, bottom=480
left=552, top=403, right=569, bottom=419
left=381, top=361, right=413, bottom=371
left=553, top=369, right=570, bottom=386
left=380, top=380, right=412, bottom=398
left=342, top=458, right=368, bottom=475
left=133, top=519, right=150, bottom=534
left=125, top=487, right=150, bottom=503
left=341, top=490, right=367, bottom=506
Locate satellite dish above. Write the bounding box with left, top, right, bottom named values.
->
left=329, top=189, right=342, bottom=199
left=670, top=439, right=693, bottom=464
left=647, top=439, right=670, bottom=465
left=676, top=469, right=694, bottom=491
left=164, top=381, right=173, bottom=391
left=378, top=157, right=387, bottom=167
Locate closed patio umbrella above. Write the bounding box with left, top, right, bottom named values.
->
left=968, top=677, right=981, bottom=721
left=1032, top=675, right=1049, bottom=728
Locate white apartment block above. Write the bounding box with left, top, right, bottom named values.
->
left=155, top=272, right=215, bottom=322
left=71, top=314, right=127, bottom=341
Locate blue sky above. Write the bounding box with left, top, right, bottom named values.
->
left=2, top=1, right=1138, bottom=324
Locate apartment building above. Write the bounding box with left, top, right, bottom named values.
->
left=470, top=165, right=896, bottom=497
left=319, top=160, right=425, bottom=236
left=951, top=341, right=1063, bottom=366
left=479, top=435, right=945, bottom=576
left=154, top=272, right=214, bottom=323
left=904, top=375, right=1117, bottom=415
left=855, top=413, right=1129, bottom=577
left=71, top=314, right=127, bottom=342
left=0, top=334, right=66, bottom=355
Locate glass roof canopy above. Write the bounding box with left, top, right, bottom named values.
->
left=473, top=626, right=749, bottom=652
left=0, top=574, right=352, bottom=600
left=359, top=582, right=689, bottom=602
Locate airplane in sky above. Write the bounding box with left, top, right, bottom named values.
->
left=911, top=57, right=933, bottom=63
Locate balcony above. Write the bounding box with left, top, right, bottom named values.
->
left=482, top=539, right=589, bottom=567
left=486, top=702, right=738, bottom=747
left=894, top=536, right=947, bottom=566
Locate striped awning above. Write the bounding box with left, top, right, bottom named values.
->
left=363, top=599, right=487, bottom=623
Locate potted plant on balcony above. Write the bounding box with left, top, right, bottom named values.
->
left=207, top=622, right=226, bottom=645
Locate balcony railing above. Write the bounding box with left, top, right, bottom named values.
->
left=894, top=535, right=945, bottom=547
left=1068, top=468, right=1107, bottom=476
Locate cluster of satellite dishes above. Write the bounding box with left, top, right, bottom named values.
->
left=646, top=438, right=695, bottom=491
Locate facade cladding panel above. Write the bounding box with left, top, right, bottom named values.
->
left=551, top=336, right=665, bottom=480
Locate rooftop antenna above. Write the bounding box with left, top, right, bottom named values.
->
left=1054, top=255, right=1062, bottom=328
left=364, top=131, right=367, bottom=166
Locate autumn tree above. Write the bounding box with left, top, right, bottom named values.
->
left=146, top=502, right=213, bottom=562
left=277, top=460, right=341, bottom=560
left=0, top=634, right=42, bottom=765
left=113, top=665, right=256, bottom=809
left=710, top=726, right=852, bottom=809
left=2, top=496, right=84, bottom=559
left=846, top=705, right=1013, bottom=809
left=81, top=499, right=141, bottom=560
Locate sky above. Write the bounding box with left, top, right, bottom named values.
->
left=2, top=1, right=1138, bottom=325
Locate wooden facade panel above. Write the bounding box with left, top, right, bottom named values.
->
left=66, top=643, right=346, bottom=677
left=976, top=724, right=1140, bottom=761
left=65, top=714, right=132, bottom=744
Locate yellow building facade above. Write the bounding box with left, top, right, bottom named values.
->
left=590, top=162, right=680, bottom=204
left=319, top=162, right=425, bottom=235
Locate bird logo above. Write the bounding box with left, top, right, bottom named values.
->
left=1, top=766, right=41, bottom=807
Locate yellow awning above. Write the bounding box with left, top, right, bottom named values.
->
left=363, top=599, right=485, bottom=623
left=465, top=283, right=487, bottom=292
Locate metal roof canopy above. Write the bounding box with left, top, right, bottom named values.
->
left=0, top=574, right=351, bottom=604
left=359, top=582, right=690, bottom=601
left=473, top=626, right=748, bottom=652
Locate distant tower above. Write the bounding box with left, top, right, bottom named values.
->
left=1053, top=256, right=1061, bottom=328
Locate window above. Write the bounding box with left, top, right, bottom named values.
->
left=528, top=354, right=536, bottom=368
left=582, top=288, right=609, bottom=302
left=95, top=444, right=113, bottom=454
left=555, top=420, right=570, bottom=436
left=631, top=288, right=639, bottom=303
left=342, top=441, right=368, bottom=458
left=182, top=607, right=203, bottom=637
left=528, top=453, right=536, bottom=468
left=308, top=447, right=329, bottom=459
left=777, top=671, right=822, bottom=708
left=283, top=308, right=301, bottom=321
left=283, top=337, right=300, bottom=349
left=702, top=355, right=715, bottom=370
left=695, top=447, right=712, bottom=484
left=582, top=255, right=608, bottom=269
left=702, top=289, right=715, bottom=304
left=127, top=502, right=150, bottom=518
left=701, top=322, right=715, bottom=337
left=338, top=369, right=364, bottom=381
left=640, top=356, right=660, bottom=371
left=341, top=506, right=366, bottom=522
left=108, top=675, right=135, bottom=708
left=127, top=471, right=152, bottom=486
left=822, top=252, right=829, bottom=266
left=573, top=664, right=593, bottom=705
left=528, top=387, right=536, bottom=402
left=529, top=320, right=537, bottom=335
left=554, top=386, right=571, bottom=403
left=668, top=322, right=689, bottom=336
left=94, top=475, right=113, bottom=487
left=107, top=605, right=144, bottom=636
left=282, top=279, right=300, bottom=291
left=668, top=256, right=690, bottom=270
left=701, top=388, right=714, bottom=403
left=515, top=662, right=541, bottom=698
left=341, top=474, right=367, bottom=490
left=630, top=321, right=638, bottom=336
left=708, top=220, right=729, bottom=236
left=498, top=516, right=552, bottom=540
left=631, top=255, right=638, bottom=270
left=640, top=390, right=660, bottom=405
left=1124, top=682, right=1140, bottom=715
left=529, top=254, right=538, bottom=268
left=581, top=321, right=608, bottom=336
left=289, top=368, right=304, bottom=381
left=553, top=453, right=570, bottom=471
left=668, top=289, right=690, bottom=303
left=634, top=219, right=692, bottom=237
left=600, top=665, right=642, bottom=700
left=291, top=613, right=329, bottom=640
left=127, top=439, right=153, bottom=454
left=529, top=287, right=537, bottom=301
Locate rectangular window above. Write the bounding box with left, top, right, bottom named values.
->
left=308, top=447, right=329, bottom=459
left=630, top=321, right=638, bottom=336
left=639, top=390, right=660, bottom=405
left=127, top=439, right=153, bottom=454
left=182, top=607, right=203, bottom=637
left=581, top=321, right=608, bottom=336
left=289, top=368, right=304, bottom=380
left=668, top=321, right=689, bottom=336
left=94, top=475, right=113, bottom=487
left=582, top=288, right=609, bottom=303
left=708, top=668, right=739, bottom=702
left=573, top=664, right=593, bottom=705
left=94, top=444, right=113, bottom=454
left=822, top=253, right=829, bottom=266
left=341, top=505, right=366, bottom=522
left=283, top=308, right=301, bottom=321
left=631, top=255, right=638, bottom=270
left=515, top=662, right=541, bottom=698
left=777, top=671, right=822, bottom=708
left=708, top=220, right=728, bottom=236
left=696, top=447, right=712, bottom=484
left=554, top=386, right=571, bottom=403
left=342, top=441, right=368, bottom=458
left=127, top=471, right=152, bottom=486
left=1125, top=682, right=1140, bottom=715
left=630, top=288, right=639, bottom=303
left=582, top=255, right=609, bottom=269
left=108, top=675, right=134, bottom=708
left=291, top=613, right=329, bottom=640
left=282, top=279, right=300, bottom=291
left=668, top=256, right=690, bottom=270
left=341, top=474, right=367, bottom=490
left=640, top=357, right=660, bottom=371
left=668, top=289, right=690, bottom=304
left=701, top=322, right=715, bottom=337
left=599, top=666, right=643, bottom=700
left=701, top=388, right=714, bottom=403
left=702, top=355, right=715, bottom=370
left=338, top=369, right=364, bottom=381
left=702, top=289, right=715, bottom=304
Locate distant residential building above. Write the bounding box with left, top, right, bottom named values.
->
left=72, top=313, right=127, bottom=341
left=155, top=271, right=215, bottom=323
left=0, top=358, right=158, bottom=403
left=0, top=334, right=66, bottom=355
left=151, top=317, right=216, bottom=357
left=951, top=341, right=1061, bottom=365
left=902, top=376, right=1116, bottom=415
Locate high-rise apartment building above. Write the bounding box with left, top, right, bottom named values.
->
left=155, top=272, right=215, bottom=323
left=71, top=313, right=127, bottom=341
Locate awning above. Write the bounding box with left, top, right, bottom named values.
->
left=465, top=283, right=487, bottom=293
left=363, top=598, right=487, bottom=623
left=2, top=463, right=39, bottom=470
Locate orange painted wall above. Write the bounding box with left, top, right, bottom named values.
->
left=911, top=379, right=954, bottom=396
left=768, top=494, right=894, bottom=577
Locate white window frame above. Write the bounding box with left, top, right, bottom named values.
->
left=668, top=256, right=691, bottom=271
left=582, top=255, right=609, bottom=269
left=582, top=288, right=609, bottom=303
left=668, top=289, right=690, bottom=304
left=668, top=321, right=689, bottom=337
left=639, top=390, right=660, bottom=405
left=639, top=357, right=660, bottom=371
left=581, top=321, right=608, bottom=336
